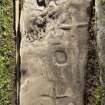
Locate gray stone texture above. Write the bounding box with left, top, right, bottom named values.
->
left=96, top=1, right=105, bottom=104
left=20, top=0, right=91, bottom=105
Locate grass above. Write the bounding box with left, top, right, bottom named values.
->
left=0, top=0, right=15, bottom=105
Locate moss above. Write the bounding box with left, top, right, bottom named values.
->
left=98, top=0, right=105, bottom=4
left=0, top=0, right=15, bottom=105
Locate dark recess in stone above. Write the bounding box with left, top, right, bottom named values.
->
left=21, top=69, right=27, bottom=76
left=37, top=0, right=46, bottom=7
left=54, top=50, right=67, bottom=64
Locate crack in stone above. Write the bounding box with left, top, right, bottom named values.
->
left=40, top=94, right=69, bottom=100
left=59, top=22, right=88, bottom=30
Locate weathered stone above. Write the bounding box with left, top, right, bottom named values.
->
left=96, top=0, right=105, bottom=104
left=20, top=0, right=91, bottom=105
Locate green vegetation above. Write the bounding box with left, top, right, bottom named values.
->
left=0, top=0, right=15, bottom=105
left=92, top=84, right=103, bottom=105
left=91, top=63, right=105, bottom=105
left=98, top=0, right=105, bottom=4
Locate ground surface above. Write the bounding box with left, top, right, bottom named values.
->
left=0, top=1, right=15, bottom=105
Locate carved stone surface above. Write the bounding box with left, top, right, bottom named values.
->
left=20, top=0, right=90, bottom=105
